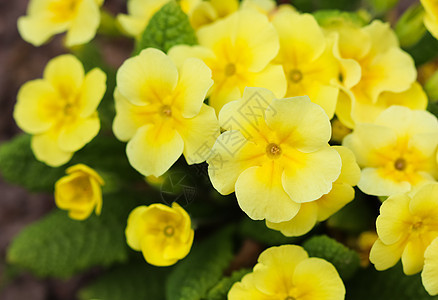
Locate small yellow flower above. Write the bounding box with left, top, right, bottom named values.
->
left=125, top=202, right=194, bottom=266
left=117, top=0, right=201, bottom=38
left=370, top=183, right=438, bottom=275
left=18, top=0, right=104, bottom=47
left=13, top=54, right=106, bottom=166
left=343, top=106, right=438, bottom=196
left=266, top=146, right=360, bottom=236
left=272, top=10, right=341, bottom=118
left=189, top=0, right=238, bottom=30
left=55, top=164, right=104, bottom=220
left=207, top=87, right=341, bottom=223
left=421, top=0, right=438, bottom=39
left=423, top=237, right=438, bottom=295
left=113, top=48, right=218, bottom=177
left=326, top=19, right=426, bottom=127
left=228, top=245, right=346, bottom=300
left=168, top=9, right=286, bottom=112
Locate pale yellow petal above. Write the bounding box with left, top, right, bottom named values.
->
left=377, top=82, right=428, bottom=112
left=168, top=45, right=217, bottom=70
left=228, top=273, right=272, bottom=300
left=14, top=80, right=58, bottom=134
left=409, top=183, right=438, bottom=219
left=44, top=54, right=84, bottom=94
left=333, top=146, right=361, bottom=186
left=282, top=146, right=341, bottom=203
left=65, top=0, right=100, bottom=46
left=402, top=239, right=428, bottom=275
left=335, top=89, right=355, bottom=129
left=364, top=20, right=399, bottom=55
left=78, top=68, right=107, bottom=117
left=369, top=238, right=404, bottom=271
left=17, top=16, right=67, bottom=46
left=31, top=131, right=73, bottom=167
left=116, top=48, right=178, bottom=106
left=422, top=237, right=438, bottom=296
left=293, top=257, right=345, bottom=300
left=266, top=201, right=318, bottom=237
left=140, top=234, right=178, bottom=266
left=172, top=58, right=213, bottom=118
left=358, top=167, right=411, bottom=196
left=207, top=131, right=265, bottom=195
left=247, top=64, right=287, bottom=100
left=177, top=104, right=219, bottom=164
left=235, top=163, right=300, bottom=222
left=58, top=113, right=100, bottom=152
left=316, top=183, right=355, bottom=222
left=126, top=123, right=184, bottom=177
left=266, top=96, right=332, bottom=153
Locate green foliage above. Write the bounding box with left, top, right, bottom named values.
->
left=347, top=263, right=438, bottom=299
left=0, top=134, right=141, bottom=193
left=79, top=263, right=169, bottom=300
left=239, top=218, right=302, bottom=246
left=205, top=269, right=250, bottom=300
left=0, top=134, right=65, bottom=192
left=395, top=4, right=427, bottom=48
left=166, top=227, right=235, bottom=300
left=135, top=1, right=197, bottom=54
left=7, top=192, right=139, bottom=278
left=314, top=9, right=369, bottom=28
left=303, top=235, right=360, bottom=280
left=292, top=0, right=361, bottom=13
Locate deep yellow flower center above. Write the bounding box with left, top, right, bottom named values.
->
left=161, top=105, right=172, bottom=117
left=394, top=158, right=407, bottom=171
left=266, top=143, right=282, bottom=159
left=225, top=63, right=236, bottom=76
left=289, top=69, right=303, bottom=83
left=164, top=225, right=175, bottom=237
left=48, top=0, right=80, bottom=22
left=411, top=221, right=424, bottom=231
left=285, top=297, right=296, bottom=300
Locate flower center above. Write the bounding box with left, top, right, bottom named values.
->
left=266, top=143, right=282, bottom=159
left=49, top=0, right=80, bottom=21
left=285, top=297, right=296, bottom=300
left=164, top=225, right=175, bottom=237
left=411, top=221, right=423, bottom=231
left=394, top=158, right=407, bottom=171
left=161, top=105, right=172, bottom=117
left=289, top=69, right=303, bottom=83
left=225, top=63, right=236, bottom=76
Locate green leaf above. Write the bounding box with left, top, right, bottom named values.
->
left=303, top=235, right=360, bottom=280
left=313, top=9, right=369, bottom=28
left=0, top=134, right=65, bottom=192
left=166, top=227, right=235, bottom=300
left=239, top=218, right=302, bottom=246
left=7, top=192, right=139, bottom=278
left=205, top=269, right=250, bottom=300
left=347, top=263, right=438, bottom=299
left=135, top=1, right=197, bottom=54
left=292, top=0, right=361, bottom=13
left=78, top=263, right=169, bottom=300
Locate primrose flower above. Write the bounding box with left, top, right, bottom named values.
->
left=168, top=9, right=286, bottom=112
left=125, top=202, right=194, bottom=266
left=326, top=19, right=426, bottom=127
left=271, top=10, right=341, bottom=118
left=370, top=183, right=438, bottom=275
left=189, top=0, right=238, bottom=29
left=117, top=0, right=200, bottom=38
left=13, top=54, right=106, bottom=167
left=113, top=48, right=218, bottom=177
left=18, top=0, right=104, bottom=47
left=266, top=146, right=360, bottom=237
left=55, top=164, right=104, bottom=220
left=423, top=237, right=438, bottom=295
left=343, top=106, right=438, bottom=196
left=421, top=0, right=438, bottom=39
left=207, top=87, right=341, bottom=223
left=228, top=245, right=346, bottom=300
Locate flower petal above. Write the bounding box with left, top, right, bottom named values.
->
left=126, top=123, right=184, bottom=177
left=401, top=239, right=428, bottom=275
left=333, top=146, right=361, bottom=186
left=316, top=183, right=355, bottom=222
left=369, top=238, right=404, bottom=271
left=31, top=131, right=73, bottom=167
left=17, top=16, right=67, bottom=46
left=235, top=162, right=300, bottom=222
left=358, top=167, right=411, bottom=196
left=44, top=54, right=84, bottom=94
left=58, top=113, right=100, bottom=152
left=282, top=146, right=341, bottom=203
left=65, top=0, right=100, bottom=46
left=409, top=183, right=438, bottom=221
left=422, top=237, right=438, bottom=296
left=79, top=68, right=107, bottom=118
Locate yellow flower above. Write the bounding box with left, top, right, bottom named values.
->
left=266, top=146, right=360, bottom=236
left=18, top=0, right=104, bottom=47
left=117, top=0, right=201, bottom=38
left=168, top=9, right=286, bottom=112
left=13, top=54, right=106, bottom=167
left=343, top=106, right=438, bottom=196
left=207, top=87, right=341, bottom=223
left=113, top=48, right=218, bottom=177
left=423, top=237, right=438, bottom=295
left=272, top=10, right=341, bottom=118
left=422, top=0, right=438, bottom=39
left=189, top=0, right=238, bottom=30
left=228, top=245, right=345, bottom=300
left=125, top=202, right=194, bottom=266
left=370, top=183, right=438, bottom=275
left=55, top=164, right=104, bottom=220
left=327, top=19, right=426, bottom=127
